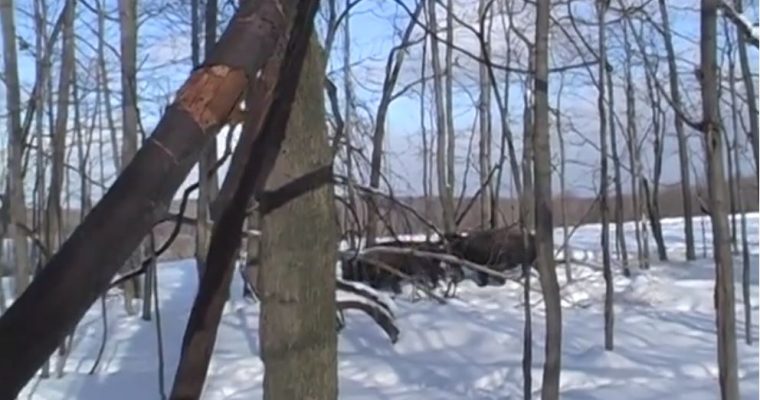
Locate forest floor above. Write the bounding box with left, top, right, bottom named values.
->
left=13, top=213, right=760, bottom=399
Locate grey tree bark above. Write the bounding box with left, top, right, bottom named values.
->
left=259, top=39, right=338, bottom=400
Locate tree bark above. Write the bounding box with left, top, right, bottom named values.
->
left=0, top=2, right=298, bottom=395
left=259, top=38, right=338, bottom=400
left=701, top=0, right=739, bottom=398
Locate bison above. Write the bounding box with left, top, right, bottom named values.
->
left=442, top=225, right=536, bottom=286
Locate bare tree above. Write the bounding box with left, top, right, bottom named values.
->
left=478, top=0, right=492, bottom=229
left=733, top=0, right=758, bottom=176
left=118, top=0, right=141, bottom=316
left=606, top=56, right=628, bottom=271
left=533, top=1, right=561, bottom=398
left=0, top=0, right=32, bottom=297
left=657, top=0, right=696, bottom=260
left=428, top=0, right=455, bottom=233
left=597, top=0, right=614, bottom=350
left=701, top=0, right=739, bottom=398
left=366, top=3, right=422, bottom=244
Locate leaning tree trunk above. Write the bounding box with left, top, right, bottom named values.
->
left=533, top=1, right=561, bottom=398
left=0, top=2, right=304, bottom=396
left=259, top=37, right=338, bottom=400
left=701, top=0, right=739, bottom=398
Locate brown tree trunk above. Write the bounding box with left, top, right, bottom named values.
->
left=701, top=0, right=739, bottom=398
left=259, top=38, right=337, bottom=400
left=0, top=2, right=299, bottom=396
left=534, top=1, right=561, bottom=398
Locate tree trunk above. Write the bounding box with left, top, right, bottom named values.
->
left=444, top=0, right=456, bottom=231
left=478, top=0, right=491, bottom=229
left=642, top=53, right=667, bottom=261
left=428, top=0, right=454, bottom=233
left=606, top=60, right=628, bottom=269
left=701, top=1, right=739, bottom=398
left=727, top=40, right=752, bottom=345
left=733, top=1, right=758, bottom=175
left=597, top=1, right=614, bottom=350
left=168, top=5, right=320, bottom=397
left=366, top=3, right=421, bottom=245
left=118, top=0, right=142, bottom=316
left=196, top=0, right=221, bottom=279
left=623, top=22, right=646, bottom=270
left=96, top=0, right=120, bottom=172
left=1, top=0, right=32, bottom=297
left=534, top=1, right=561, bottom=398
left=259, top=38, right=337, bottom=400
left=658, top=0, right=696, bottom=260
left=0, top=2, right=299, bottom=395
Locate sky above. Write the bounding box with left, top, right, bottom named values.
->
left=0, top=0, right=757, bottom=204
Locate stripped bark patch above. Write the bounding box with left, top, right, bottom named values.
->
left=176, top=65, right=248, bottom=131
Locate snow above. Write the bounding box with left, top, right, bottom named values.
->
left=10, top=213, right=760, bottom=399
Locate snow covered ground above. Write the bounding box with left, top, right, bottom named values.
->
left=11, top=213, right=760, bottom=399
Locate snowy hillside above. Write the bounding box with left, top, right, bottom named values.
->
left=14, top=213, right=760, bottom=399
